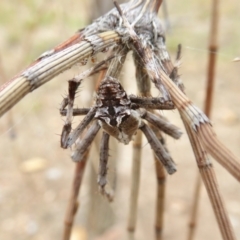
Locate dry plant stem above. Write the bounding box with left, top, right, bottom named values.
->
left=205, top=0, right=219, bottom=116
left=151, top=126, right=168, bottom=240
left=63, top=151, right=89, bottom=240
left=155, top=162, right=165, bottom=240
left=0, top=31, right=120, bottom=117
left=183, top=120, right=236, bottom=240
left=188, top=1, right=219, bottom=238
left=197, top=124, right=240, bottom=181
left=127, top=130, right=142, bottom=232
left=155, top=66, right=240, bottom=181
left=187, top=173, right=202, bottom=240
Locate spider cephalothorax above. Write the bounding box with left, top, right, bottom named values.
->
left=95, top=77, right=141, bottom=144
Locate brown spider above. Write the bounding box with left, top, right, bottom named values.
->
left=60, top=76, right=182, bottom=196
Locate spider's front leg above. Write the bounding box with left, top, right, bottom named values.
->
left=60, top=80, right=80, bottom=148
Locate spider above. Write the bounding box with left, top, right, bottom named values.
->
left=60, top=76, right=182, bottom=197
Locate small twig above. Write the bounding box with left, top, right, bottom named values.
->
left=62, top=151, right=89, bottom=240
left=127, top=130, right=142, bottom=232
left=153, top=128, right=166, bottom=240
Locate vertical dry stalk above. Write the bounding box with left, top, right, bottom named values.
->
left=187, top=0, right=219, bottom=239
left=62, top=151, right=89, bottom=240
left=127, top=130, right=142, bottom=232
left=205, top=0, right=219, bottom=116
left=183, top=121, right=236, bottom=240
left=153, top=131, right=166, bottom=240
left=187, top=173, right=202, bottom=240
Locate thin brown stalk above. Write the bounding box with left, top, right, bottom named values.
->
left=154, top=160, right=165, bottom=240
left=153, top=129, right=166, bottom=240
left=62, top=150, right=89, bottom=240
left=183, top=118, right=236, bottom=240
left=188, top=0, right=219, bottom=238
left=205, top=0, right=219, bottom=116
left=187, top=174, right=201, bottom=240
left=127, top=130, right=142, bottom=232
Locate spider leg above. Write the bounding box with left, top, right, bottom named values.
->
left=60, top=108, right=90, bottom=117
left=139, top=122, right=176, bottom=175
left=141, top=110, right=182, bottom=139
left=98, top=132, right=109, bottom=189
left=61, top=80, right=80, bottom=148
left=71, top=121, right=101, bottom=162
left=66, top=107, right=97, bottom=148
left=130, top=95, right=175, bottom=110
left=97, top=131, right=114, bottom=201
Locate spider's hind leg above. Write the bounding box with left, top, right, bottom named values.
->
left=141, top=110, right=182, bottom=139
left=97, top=131, right=114, bottom=201
left=139, top=122, right=177, bottom=175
